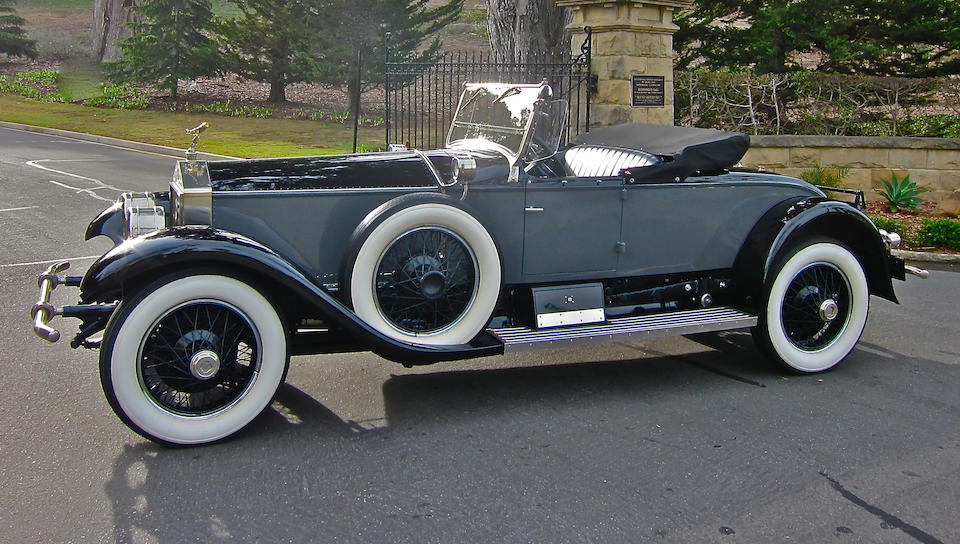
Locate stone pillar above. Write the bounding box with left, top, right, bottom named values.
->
left=556, top=0, right=691, bottom=127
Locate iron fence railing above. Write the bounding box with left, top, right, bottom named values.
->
left=385, top=28, right=594, bottom=150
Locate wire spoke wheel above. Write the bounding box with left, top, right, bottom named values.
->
left=101, top=275, right=288, bottom=446
left=780, top=263, right=851, bottom=351
left=374, top=227, right=479, bottom=334
left=139, top=301, right=260, bottom=416
left=346, top=196, right=501, bottom=346
left=755, top=241, right=869, bottom=373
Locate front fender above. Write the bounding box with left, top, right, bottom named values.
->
left=80, top=227, right=501, bottom=364
left=84, top=201, right=124, bottom=244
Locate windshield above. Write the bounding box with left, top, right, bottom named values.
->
left=446, top=83, right=547, bottom=160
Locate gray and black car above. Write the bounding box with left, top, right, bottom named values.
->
left=32, top=82, right=925, bottom=445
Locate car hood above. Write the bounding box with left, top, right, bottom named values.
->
left=205, top=149, right=510, bottom=191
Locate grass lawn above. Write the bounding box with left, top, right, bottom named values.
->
left=58, top=59, right=103, bottom=101
left=0, top=94, right=384, bottom=158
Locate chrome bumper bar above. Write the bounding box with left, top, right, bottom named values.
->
left=32, top=261, right=71, bottom=342
left=31, top=261, right=116, bottom=346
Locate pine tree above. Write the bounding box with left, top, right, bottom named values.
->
left=220, top=0, right=461, bottom=102
left=675, top=0, right=960, bottom=77
left=218, top=0, right=329, bottom=103
left=320, top=0, right=463, bottom=93
left=0, top=0, right=37, bottom=58
left=108, top=0, right=220, bottom=99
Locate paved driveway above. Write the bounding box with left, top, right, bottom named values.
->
left=1, top=126, right=958, bottom=543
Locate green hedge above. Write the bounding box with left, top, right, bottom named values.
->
left=918, top=218, right=960, bottom=250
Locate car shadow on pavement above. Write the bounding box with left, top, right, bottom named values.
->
left=102, top=347, right=737, bottom=543
left=102, top=333, right=957, bottom=544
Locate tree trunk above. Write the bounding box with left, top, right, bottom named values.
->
left=94, top=0, right=142, bottom=62
left=485, top=0, right=572, bottom=63
left=268, top=79, right=286, bottom=103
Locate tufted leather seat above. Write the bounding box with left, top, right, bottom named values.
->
left=563, top=145, right=661, bottom=178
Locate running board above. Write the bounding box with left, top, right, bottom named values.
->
left=488, top=306, right=757, bottom=352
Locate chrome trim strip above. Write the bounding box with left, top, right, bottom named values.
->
left=211, top=186, right=437, bottom=196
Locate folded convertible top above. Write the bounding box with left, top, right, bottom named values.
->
left=571, top=124, right=750, bottom=182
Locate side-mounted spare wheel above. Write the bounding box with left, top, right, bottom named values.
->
left=343, top=193, right=502, bottom=346
left=100, top=274, right=289, bottom=446
left=754, top=240, right=870, bottom=373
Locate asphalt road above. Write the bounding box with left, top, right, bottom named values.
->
left=1, top=125, right=959, bottom=544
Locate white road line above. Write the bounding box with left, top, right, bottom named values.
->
left=0, top=255, right=100, bottom=268
left=0, top=206, right=39, bottom=213
left=48, top=180, right=113, bottom=202
left=26, top=159, right=132, bottom=201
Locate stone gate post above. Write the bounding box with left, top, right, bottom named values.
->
left=556, top=0, right=692, bottom=127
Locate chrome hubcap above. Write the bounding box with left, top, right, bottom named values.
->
left=819, top=299, right=840, bottom=322
left=189, top=349, right=221, bottom=380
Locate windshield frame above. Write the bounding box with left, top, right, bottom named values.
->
left=445, top=82, right=550, bottom=165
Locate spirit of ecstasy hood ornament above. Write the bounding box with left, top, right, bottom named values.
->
left=185, top=122, right=209, bottom=161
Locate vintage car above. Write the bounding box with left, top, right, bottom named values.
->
left=32, top=82, right=926, bottom=446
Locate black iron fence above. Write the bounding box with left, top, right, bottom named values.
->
left=385, top=28, right=594, bottom=150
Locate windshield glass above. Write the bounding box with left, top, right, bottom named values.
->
left=447, top=83, right=546, bottom=159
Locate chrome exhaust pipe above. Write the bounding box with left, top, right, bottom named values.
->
left=905, top=265, right=930, bottom=279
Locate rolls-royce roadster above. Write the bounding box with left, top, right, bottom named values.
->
left=32, top=82, right=926, bottom=445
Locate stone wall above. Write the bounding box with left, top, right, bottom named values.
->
left=743, top=135, right=960, bottom=212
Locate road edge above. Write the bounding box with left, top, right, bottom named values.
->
left=0, top=120, right=238, bottom=160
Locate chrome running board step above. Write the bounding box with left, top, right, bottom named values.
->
left=489, top=306, right=757, bottom=352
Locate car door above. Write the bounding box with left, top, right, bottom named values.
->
left=522, top=177, right=623, bottom=278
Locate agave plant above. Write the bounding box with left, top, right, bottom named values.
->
left=877, top=172, right=926, bottom=212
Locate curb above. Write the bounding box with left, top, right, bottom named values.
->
left=893, top=249, right=960, bottom=264
left=0, top=120, right=238, bottom=161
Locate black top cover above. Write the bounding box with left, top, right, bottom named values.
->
left=572, top=124, right=750, bottom=183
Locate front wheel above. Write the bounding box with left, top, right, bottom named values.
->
left=754, top=241, right=869, bottom=373
left=100, top=274, right=289, bottom=446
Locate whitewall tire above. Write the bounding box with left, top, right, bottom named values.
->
left=100, top=275, right=288, bottom=446
left=346, top=201, right=501, bottom=346
left=755, top=241, right=869, bottom=373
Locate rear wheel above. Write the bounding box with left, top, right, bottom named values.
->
left=754, top=241, right=869, bottom=373
left=100, top=274, right=288, bottom=446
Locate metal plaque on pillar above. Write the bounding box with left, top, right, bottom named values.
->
left=631, top=75, right=665, bottom=107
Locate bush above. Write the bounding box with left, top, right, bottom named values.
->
left=918, top=218, right=960, bottom=250
left=85, top=83, right=149, bottom=109
left=800, top=163, right=849, bottom=189
left=868, top=215, right=908, bottom=235
left=675, top=70, right=959, bottom=137
left=876, top=172, right=926, bottom=212
left=0, top=70, right=68, bottom=102
left=174, top=100, right=274, bottom=118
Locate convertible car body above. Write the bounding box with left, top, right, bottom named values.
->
left=32, top=82, right=926, bottom=445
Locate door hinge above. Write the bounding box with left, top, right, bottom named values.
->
left=615, top=241, right=626, bottom=254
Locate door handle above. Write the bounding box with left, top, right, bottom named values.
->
left=524, top=206, right=544, bottom=213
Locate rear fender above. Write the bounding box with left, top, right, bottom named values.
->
left=80, top=227, right=502, bottom=364
left=735, top=199, right=897, bottom=304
